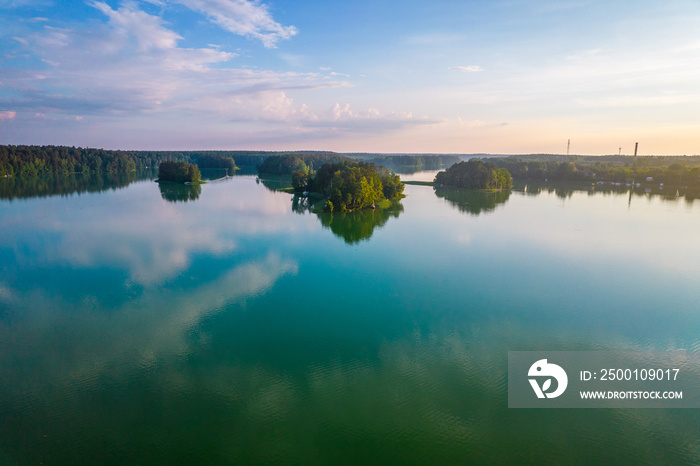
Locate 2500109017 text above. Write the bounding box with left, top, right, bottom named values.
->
left=582, top=369, right=680, bottom=381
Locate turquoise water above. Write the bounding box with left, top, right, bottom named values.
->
left=1, top=173, right=699, bottom=463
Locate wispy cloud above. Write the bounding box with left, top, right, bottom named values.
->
left=90, top=1, right=182, bottom=51
left=0, top=1, right=439, bottom=146
left=309, top=103, right=440, bottom=132
left=450, top=65, right=484, bottom=73
left=174, top=0, right=297, bottom=48
left=457, top=117, right=484, bottom=128
left=456, top=117, right=507, bottom=129
left=0, top=0, right=51, bottom=8
left=2, top=2, right=272, bottom=117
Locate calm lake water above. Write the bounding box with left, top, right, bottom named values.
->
left=1, top=171, right=699, bottom=464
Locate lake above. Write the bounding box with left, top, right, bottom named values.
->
left=1, top=171, right=699, bottom=464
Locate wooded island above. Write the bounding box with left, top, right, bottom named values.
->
left=434, top=159, right=513, bottom=190
left=158, top=161, right=201, bottom=184
left=257, top=155, right=405, bottom=212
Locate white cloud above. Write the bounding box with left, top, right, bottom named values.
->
left=0, top=0, right=51, bottom=7
left=1, top=2, right=331, bottom=121
left=328, top=103, right=433, bottom=124
left=457, top=117, right=484, bottom=128
left=174, top=0, right=297, bottom=48
left=90, top=1, right=182, bottom=51
left=302, top=103, right=440, bottom=133
left=0, top=1, right=438, bottom=144
left=3, top=3, right=240, bottom=116
left=0, top=111, right=17, bottom=120
left=450, top=65, right=484, bottom=73
left=184, top=88, right=317, bottom=122
left=178, top=89, right=437, bottom=135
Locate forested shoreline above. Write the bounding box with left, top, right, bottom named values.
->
left=0, top=145, right=481, bottom=179
left=361, top=154, right=462, bottom=173
left=4, top=145, right=700, bottom=189
left=258, top=153, right=353, bottom=175
left=0, top=145, right=340, bottom=178
left=488, top=155, right=700, bottom=186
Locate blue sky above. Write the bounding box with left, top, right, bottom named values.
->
left=1, top=0, right=699, bottom=154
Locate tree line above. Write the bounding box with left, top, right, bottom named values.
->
left=364, top=154, right=462, bottom=173
left=257, top=153, right=354, bottom=175
left=0, top=145, right=363, bottom=178
left=0, top=145, right=236, bottom=177
left=489, top=156, right=700, bottom=186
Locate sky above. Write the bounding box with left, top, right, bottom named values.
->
left=1, top=0, right=699, bottom=154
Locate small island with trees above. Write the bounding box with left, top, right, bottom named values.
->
left=434, top=159, right=513, bottom=190
left=157, top=161, right=202, bottom=184
left=259, top=155, right=405, bottom=212
left=307, top=161, right=404, bottom=212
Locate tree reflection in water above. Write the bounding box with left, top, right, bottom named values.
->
left=291, top=193, right=404, bottom=244
left=158, top=181, right=201, bottom=203
left=433, top=186, right=511, bottom=216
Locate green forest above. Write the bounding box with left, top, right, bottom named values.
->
left=6, top=145, right=700, bottom=190
left=434, top=160, right=513, bottom=190
left=0, top=145, right=344, bottom=178
left=362, top=154, right=462, bottom=173
left=489, top=155, right=700, bottom=186
left=0, top=145, right=462, bottom=179
left=257, top=153, right=353, bottom=175
left=196, top=154, right=237, bottom=172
